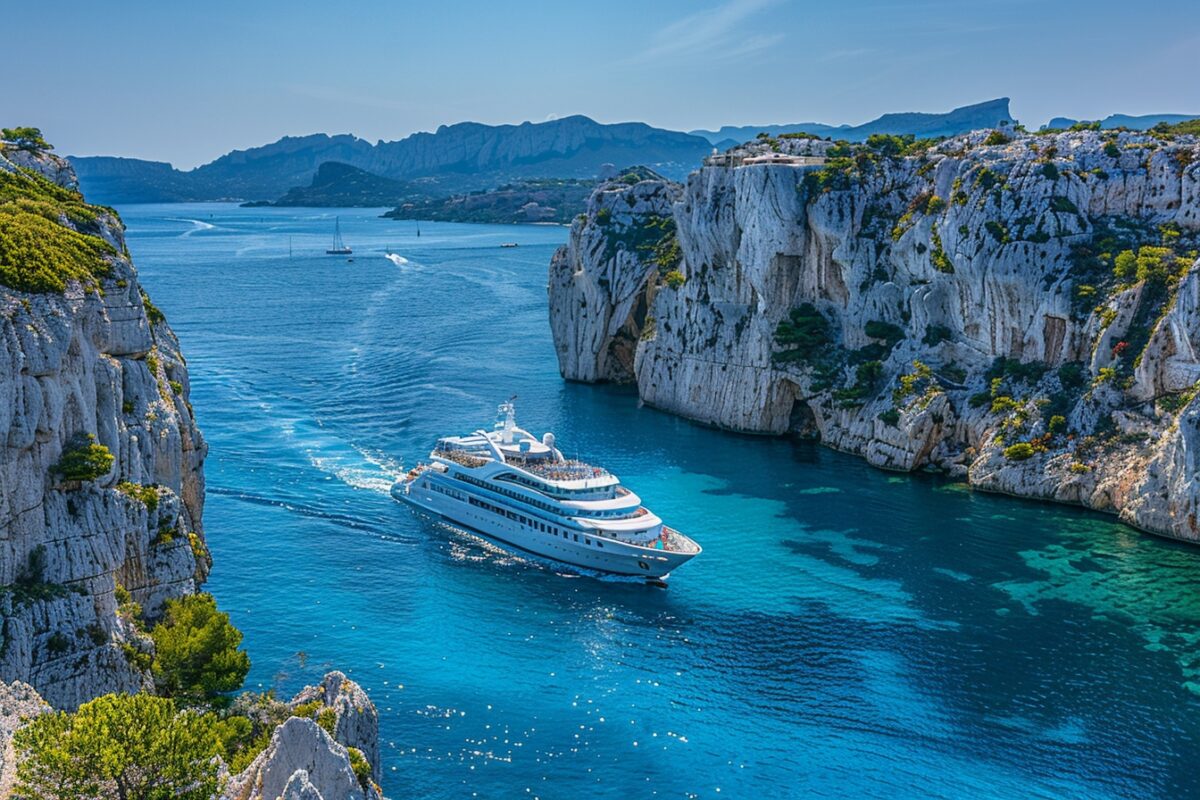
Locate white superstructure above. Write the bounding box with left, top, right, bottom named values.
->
left=391, top=401, right=701, bottom=580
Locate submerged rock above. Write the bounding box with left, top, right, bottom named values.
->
left=549, top=127, right=1200, bottom=543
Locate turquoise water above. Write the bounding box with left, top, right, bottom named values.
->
left=122, top=204, right=1200, bottom=799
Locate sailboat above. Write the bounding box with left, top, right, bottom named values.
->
left=326, top=217, right=352, bottom=255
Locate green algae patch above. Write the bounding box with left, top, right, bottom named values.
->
left=0, top=166, right=116, bottom=293
left=995, top=521, right=1200, bottom=693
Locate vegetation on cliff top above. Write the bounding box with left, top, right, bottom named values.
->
left=0, top=138, right=117, bottom=294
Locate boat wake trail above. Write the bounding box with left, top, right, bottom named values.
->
left=384, top=253, right=409, bottom=266
left=170, top=218, right=217, bottom=237
left=309, top=444, right=402, bottom=494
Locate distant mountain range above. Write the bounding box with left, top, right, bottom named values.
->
left=1042, top=112, right=1200, bottom=131
left=68, top=99, right=1199, bottom=208
left=70, top=116, right=712, bottom=204
left=689, top=98, right=1015, bottom=146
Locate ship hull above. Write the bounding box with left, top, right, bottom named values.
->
left=392, top=480, right=695, bottom=579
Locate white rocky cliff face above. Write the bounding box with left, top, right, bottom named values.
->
left=224, top=672, right=384, bottom=800
left=0, top=143, right=387, bottom=798
left=549, top=128, right=1200, bottom=542
left=0, top=147, right=208, bottom=709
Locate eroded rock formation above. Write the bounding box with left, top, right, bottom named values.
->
left=0, top=147, right=207, bottom=708
left=549, top=128, right=1200, bottom=542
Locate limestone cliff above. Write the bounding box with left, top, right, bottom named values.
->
left=0, top=146, right=207, bottom=708
left=549, top=128, right=1200, bottom=542
left=0, top=139, right=387, bottom=797
left=224, top=672, right=384, bottom=800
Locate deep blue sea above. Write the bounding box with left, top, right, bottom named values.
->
left=121, top=204, right=1200, bottom=799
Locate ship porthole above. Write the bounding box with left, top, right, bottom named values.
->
left=638, top=560, right=649, bottom=570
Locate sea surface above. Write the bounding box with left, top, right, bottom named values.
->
left=121, top=204, right=1200, bottom=799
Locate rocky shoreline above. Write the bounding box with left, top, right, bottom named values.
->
left=0, top=145, right=385, bottom=796
left=549, top=126, right=1200, bottom=543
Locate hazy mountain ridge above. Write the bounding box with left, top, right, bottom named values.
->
left=1044, top=112, right=1200, bottom=131
left=689, top=98, right=1015, bottom=144
left=70, top=116, right=712, bottom=204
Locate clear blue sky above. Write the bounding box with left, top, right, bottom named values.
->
left=4, top=0, right=1197, bottom=168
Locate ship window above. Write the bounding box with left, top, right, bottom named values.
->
left=585, top=538, right=591, bottom=546
left=573, top=534, right=578, bottom=542
left=597, top=541, right=603, bottom=548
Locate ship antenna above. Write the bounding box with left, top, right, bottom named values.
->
left=497, top=398, right=517, bottom=444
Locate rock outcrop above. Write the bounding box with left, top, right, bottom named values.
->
left=549, top=127, right=1200, bottom=542
left=0, top=681, right=48, bottom=797
left=1, top=147, right=208, bottom=708
left=1, top=141, right=387, bottom=798
left=225, top=673, right=383, bottom=800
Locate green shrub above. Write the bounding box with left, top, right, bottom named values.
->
left=773, top=304, right=831, bottom=363
left=141, top=290, right=165, bottom=325
left=991, top=396, right=1019, bottom=414
left=983, top=130, right=1010, bottom=146
left=595, top=208, right=611, bottom=225
left=832, top=360, right=884, bottom=407
left=984, top=220, right=1009, bottom=244
left=1003, top=442, right=1036, bottom=461
left=150, top=593, right=250, bottom=704
left=13, top=693, right=222, bottom=800
left=117, top=481, right=159, bottom=512
left=292, top=699, right=324, bottom=720
left=1048, top=414, right=1066, bottom=433
left=968, top=391, right=993, bottom=409
left=46, top=632, right=70, bottom=654
left=893, top=360, right=938, bottom=405
left=1, top=127, right=52, bottom=151
left=1104, top=141, right=1121, bottom=158
left=51, top=434, right=113, bottom=482
left=974, top=167, right=1000, bottom=191
left=348, top=747, right=373, bottom=791
left=1158, top=388, right=1198, bottom=413
left=1113, top=245, right=1191, bottom=287
left=1057, top=362, right=1087, bottom=390
left=922, top=325, right=953, bottom=346
left=664, top=269, right=686, bottom=289
left=316, top=707, right=337, bottom=737
left=864, top=320, right=905, bottom=344
left=865, top=133, right=910, bottom=157
left=0, top=166, right=116, bottom=294
left=930, top=229, right=954, bottom=273
left=877, top=408, right=901, bottom=426
left=1050, top=196, right=1078, bottom=214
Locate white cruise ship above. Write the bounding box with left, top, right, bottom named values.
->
left=391, top=401, right=701, bottom=580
